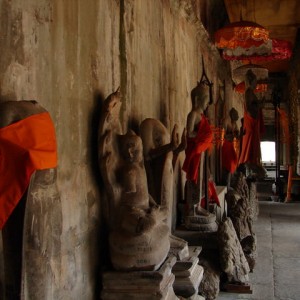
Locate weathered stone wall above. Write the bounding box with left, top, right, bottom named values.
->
left=0, top=1, right=120, bottom=298
left=289, top=31, right=300, bottom=173
left=0, top=0, right=232, bottom=298
left=122, top=0, right=218, bottom=132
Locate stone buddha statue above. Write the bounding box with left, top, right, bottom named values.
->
left=181, top=82, right=218, bottom=231
left=238, top=70, right=266, bottom=179
left=98, top=88, right=170, bottom=271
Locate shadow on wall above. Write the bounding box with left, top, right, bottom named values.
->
left=2, top=193, right=26, bottom=299
left=89, top=90, right=112, bottom=295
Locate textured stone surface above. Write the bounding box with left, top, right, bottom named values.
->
left=22, top=169, right=62, bottom=299
left=247, top=180, right=259, bottom=221
left=198, top=256, right=220, bottom=300
left=218, top=218, right=250, bottom=284
left=226, top=172, right=258, bottom=271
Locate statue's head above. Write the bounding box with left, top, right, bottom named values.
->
left=229, top=107, right=239, bottom=122
left=120, top=130, right=143, bottom=163
left=191, top=82, right=210, bottom=110
left=103, top=87, right=121, bottom=115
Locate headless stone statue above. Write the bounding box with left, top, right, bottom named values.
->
left=98, top=89, right=170, bottom=271
left=0, top=100, right=61, bottom=299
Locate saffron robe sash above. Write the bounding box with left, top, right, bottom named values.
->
left=0, top=112, right=57, bottom=229
left=222, top=139, right=238, bottom=173
left=182, top=115, right=213, bottom=183
left=200, top=180, right=221, bottom=208
left=239, top=110, right=264, bottom=166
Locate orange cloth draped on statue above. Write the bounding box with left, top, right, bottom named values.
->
left=238, top=109, right=264, bottom=165
left=222, top=139, right=238, bottom=173
left=200, top=180, right=221, bottom=208
left=182, top=115, right=213, bottom=183
left=0, top=112, right=57, bottom=229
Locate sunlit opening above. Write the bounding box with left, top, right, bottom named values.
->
left=261, top=141, right=276, bottom=163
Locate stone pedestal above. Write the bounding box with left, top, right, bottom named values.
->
left=169, top=235, right=189, bottom=261
left=185, top=213, right=218, bottom=232
left=184, top=185, right=226, bottom=232
left=101, top=257, right=178, bottom=300
left=172, top=246, right=203, bottom=298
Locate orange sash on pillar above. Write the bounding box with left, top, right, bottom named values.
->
left=182, top=115, right=213, bottom=183
left=0, top=112, right=57, bottom=229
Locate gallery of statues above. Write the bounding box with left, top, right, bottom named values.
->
left=0, top=1, right=299, bottom=299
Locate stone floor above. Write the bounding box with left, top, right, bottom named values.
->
left=218, top=201, right=300, bottom=300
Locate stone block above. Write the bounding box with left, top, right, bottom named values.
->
left=101, top=257, right=177, bottom=299
left=173, top=264, right=204, bottom=297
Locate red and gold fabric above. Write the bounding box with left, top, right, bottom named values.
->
left=234, top=81, right=268, bottom=94
left=223, top=39, right=292, bottom=62
left=214, top=21, right=269, bottom=50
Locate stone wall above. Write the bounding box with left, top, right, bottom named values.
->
left=0, top=0, right=233, bottom=299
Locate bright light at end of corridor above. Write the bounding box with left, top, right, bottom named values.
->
left=261, top=141, right=276, bottom=162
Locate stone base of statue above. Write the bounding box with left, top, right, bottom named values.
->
left=185, top=212, right=218, bottom=232
left=101, top=257, right=178, bottom=300
left=172, top=246, right=203, bottom=298
left=109, top=223, right=170, bottom=271
left=221, top=282, right=253, bottom=294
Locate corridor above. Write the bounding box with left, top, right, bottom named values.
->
left=218, top=201, right=300, bottom=300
